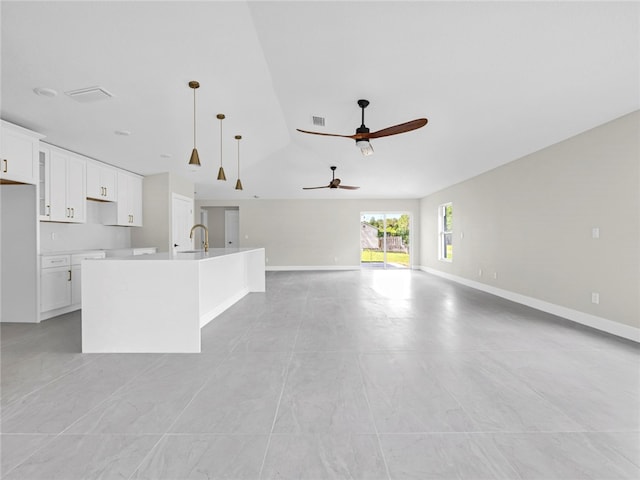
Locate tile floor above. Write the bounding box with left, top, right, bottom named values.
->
left=1, top=269, right=639, bottom=479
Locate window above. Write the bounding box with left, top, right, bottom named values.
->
left=438, top=203, right=453, bottom=261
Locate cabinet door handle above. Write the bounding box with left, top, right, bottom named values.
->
left=71, top=207, right=75, bottom=218
left=46, top=205, right=50, bottom=216
left=66, top=208, right=70, bottom=218
left=104, top=187, right=107, bottom=196
left=2, top=159, right=7, bottom=173
left=68, top=270, right=72, bottom=281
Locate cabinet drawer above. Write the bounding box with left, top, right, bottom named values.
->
left=71, top=252, right=106, bottom=265
left=41, top=255, right=70, bottom=268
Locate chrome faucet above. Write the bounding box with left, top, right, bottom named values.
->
left=189, top=224, right=209, bottom=252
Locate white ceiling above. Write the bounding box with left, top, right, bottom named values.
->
left=2, top=1, right=638, bottom=199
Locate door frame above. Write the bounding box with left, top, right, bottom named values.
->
left=360, top=211, right=412, bottom=269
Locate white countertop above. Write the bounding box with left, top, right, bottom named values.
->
left=99, top=247, right=264, bottom=261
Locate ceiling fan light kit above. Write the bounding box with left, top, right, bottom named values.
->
left=355, top=139, right=374, bottom=156
left=187, top=81, right=201, bottom=167
left=296, top=98, right=427, bottom=157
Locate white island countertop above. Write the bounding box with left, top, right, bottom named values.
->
left=82, top=247, right=265, bottom=353
left=104, top=247, right=261, bottom=261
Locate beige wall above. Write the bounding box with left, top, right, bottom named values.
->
left=132, top=172, right=194, bottom=251
left=196, top=199, right=420, bottom=268
left=420, top=111, right=640, bottom=329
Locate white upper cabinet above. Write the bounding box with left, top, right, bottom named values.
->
left=45, top=146, right=86, bottom=223
left=119, top=171, right=143, bottom=226
left=0, top=120, right=43, bottom=185
left=105, top=170, right=143, bottom=226
left=86, top=161, right=117, bottom=201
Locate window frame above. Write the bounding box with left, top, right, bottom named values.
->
left=438, top=203, right=453, bottom=262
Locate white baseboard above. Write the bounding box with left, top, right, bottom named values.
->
left=266, top=265, right=360, bottom=271
left=419, top=266, right=640, bottom=343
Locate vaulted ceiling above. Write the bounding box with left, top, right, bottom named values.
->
left=2, top=1, right=638, bottom=199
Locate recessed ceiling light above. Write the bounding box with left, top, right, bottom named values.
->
left=160, top=153, right=172, bottom=158
left=33, top=87, right=58, bottom=97
left=114, top=130, right=131, bottom=136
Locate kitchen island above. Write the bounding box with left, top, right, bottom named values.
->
left=81, top=248, right=265, bottom=353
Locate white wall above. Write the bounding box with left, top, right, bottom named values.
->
left=40, top=201, right=131, bottom=253
left=1, top=184, right=39, bottom=322
left=196, top=198, right=420, bottom=268
left=419, top=111, right=639, bottom=332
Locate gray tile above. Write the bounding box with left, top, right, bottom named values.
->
left=1, top=354, right=163, bottom=433
left=488, top=432, right=640, bottom=479
left=380, top=433, right=520, bottom=479
left=1, top=352, right=101, bottom=405
left=261, top=434, right=388, bottom=479
left=273, top=352, right=376, bottom=433
left=66, top=353, right=225, bottom=434
left=170, top=352, right=289, bottom=434
left=483, top=349, right=640, bottom=431
left=428, top=351, right=584, bottom=432
left=1, top=434, right=55, bottom=475
left=234, top=314, right=301, bottom=353
left=200, top=313, right=256, bottom=354
left=3, top=434, right=160, bottom=480
left=589, top=432, right=640, bottom=468
left=359, top=352, right=477, bottom=433
left=132, top=434, right=267, bottom=480
left=1, top=270, right=637, bottom=479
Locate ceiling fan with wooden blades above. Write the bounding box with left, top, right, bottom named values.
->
left=303, top=166, right=360, bottom=190
left=296, top=99, right=428, bottom=156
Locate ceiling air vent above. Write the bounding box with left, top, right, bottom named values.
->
left=312, top=116, right=325, bottom=127
left=65, top=86, right=114, bottom=103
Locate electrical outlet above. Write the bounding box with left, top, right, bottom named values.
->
left=592, top=227, right=600, bottom=239
left=493, top=272, right=497, bottom=279
left=478, top=269, right=483, bottom=277
left=591, top=292, right=600, bottom=304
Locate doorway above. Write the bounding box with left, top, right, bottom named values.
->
left=171, top=194, right=194, bottom=252
left=360, top=212, right=411, bottom=269
left=224, top=209, right=240, bottom=247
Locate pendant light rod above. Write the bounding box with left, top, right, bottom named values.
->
left=216, top=113, right=227, bottom=181
left=235, top=135, right=243, bottom=190
left=188, top=81, right=201, bottom=167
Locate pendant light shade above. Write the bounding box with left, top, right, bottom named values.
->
left=188, top=81, right=201, bottom=167
left=235, top=135, right=243, bottom=190
left=216, top=113, right=227, bottom=180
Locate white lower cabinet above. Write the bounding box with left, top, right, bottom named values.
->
left=40, top=255, right=71, bottom=313
left=40, top=251, right=105, bottom=320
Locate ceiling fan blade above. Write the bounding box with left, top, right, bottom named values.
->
left=302, top=185, right=330, bottom=190
left=368, top=118, right=428, bottom=139
left=337, top=185, right=360, bottom=190
left=296, top=128, right=356, bottom=139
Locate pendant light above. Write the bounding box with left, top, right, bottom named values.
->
left=188, top=81, right=201, bottom=167
left=216, top=114, right=227, bottom=180
left=234, top=135, right=243, bottom=190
